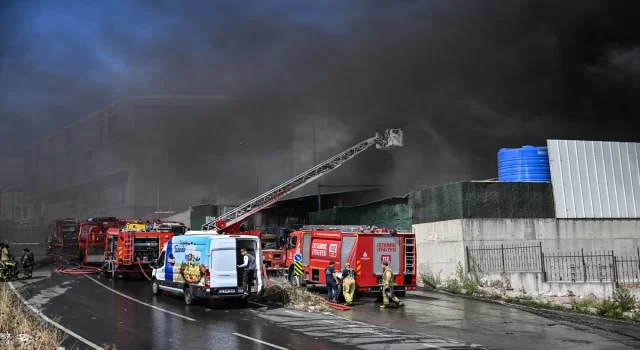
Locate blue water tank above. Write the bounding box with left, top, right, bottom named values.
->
left=497, top=145, right=551, bottom=182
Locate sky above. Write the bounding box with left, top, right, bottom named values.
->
left=2, top=0, right=640, bottom=197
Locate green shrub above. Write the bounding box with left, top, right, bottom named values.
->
left=419, top=263, right=442, bottom=290
left=455, top=262, right=479, bottom=295
left=612, top=288, right=637, bottom=312
left=445, top=278, right=462, bottom=294
left=598, top=299, right=624, bottom=319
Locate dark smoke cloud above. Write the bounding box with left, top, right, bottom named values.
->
left=2, top=0, right=640, bottom=203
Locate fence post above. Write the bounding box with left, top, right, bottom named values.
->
left=581, top=248, right=587, bottom=282
left=539, top=242, right=546, bottom=282
left=637, top=247, right=640, bottom=276
left=612, top=251, right=619, bottom=288
left=501, top=244, right=505, bottom=273
left=466, top=246, right=470, bottom=273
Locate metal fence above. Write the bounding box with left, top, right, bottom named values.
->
left=616, top=249, right=640, bottom=287
left=466, top=243, right=543, bottom=274
left=466, top=243, right=640, bottom=287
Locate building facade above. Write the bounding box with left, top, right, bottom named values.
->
left=23, top=95, right=298, bottom=223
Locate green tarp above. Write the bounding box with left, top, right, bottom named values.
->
left=311, top=181, right=555, bottom=228
left=410, top=181, right=555, bottom=224
left=309, top=197, right=412, bottom=231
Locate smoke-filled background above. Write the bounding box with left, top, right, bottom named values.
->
left=2, top=0, right=640, bottom=205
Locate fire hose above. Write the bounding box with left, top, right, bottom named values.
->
left=136, top=258, right=152, bottom=281
left=46, top=247, right=102, bottom=275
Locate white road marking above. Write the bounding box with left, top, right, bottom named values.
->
left=84, top=276, right=196, bottom=321
left=8, top=282, right=105, bottom=350
left=421, top=344, right=440, bottom=348
left=284, top=310, right=303, bottom=316
left=232, top=333, right=289, bottom=350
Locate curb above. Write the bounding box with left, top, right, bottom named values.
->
left=421, top=288, right=640, bottom=342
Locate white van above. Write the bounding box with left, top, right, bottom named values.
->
left=149, top=232, right=263, bottom=305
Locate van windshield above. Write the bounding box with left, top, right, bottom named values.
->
left=211, top=248, right=237, bottom=271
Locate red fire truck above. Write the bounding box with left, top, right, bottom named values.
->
left=102, top=222, right=176, bottom=278
left=283, top=225, right=416, bottom=297
left=77, top=217, right=125, bottom=262
left=47, top=219, right=80, bottom=248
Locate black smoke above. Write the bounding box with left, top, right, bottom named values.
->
left=3, top=0, right=640, bottom=202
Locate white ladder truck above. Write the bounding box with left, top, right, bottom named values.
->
left=200, top=128, right=404, bottom=233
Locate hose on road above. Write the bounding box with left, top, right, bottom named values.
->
left=46, top=247, right=102, bottom=275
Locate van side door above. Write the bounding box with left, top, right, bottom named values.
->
left=209, top=237, right=238, bottom=288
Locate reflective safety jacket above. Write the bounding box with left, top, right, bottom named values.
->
left=382, top=266, right=395, bottom=287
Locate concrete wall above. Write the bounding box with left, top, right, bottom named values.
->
left=479, top=271, right=634, bottom=299
left=415, top=218, right=640, bottom=299
left=463, top=218, right=640, bottom=255
left=414, top=220, right=465, bottom=278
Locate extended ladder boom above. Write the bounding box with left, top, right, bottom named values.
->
left=201, top=128, right=403, bottom=232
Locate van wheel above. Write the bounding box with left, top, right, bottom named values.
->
left=184, top=287, right=194, bottom=305
left=152, top=279, right=162, bottom=296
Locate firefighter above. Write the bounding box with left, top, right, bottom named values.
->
left=380, top=260, right=404, bottom=309
left=325, top=261, right=338, bottom=303
left=20, top=248, right=35, bottom=279
left=342, top=262, right=357, bottom=306
left=5, top=244, right=14, bottom=260
left=0, top=243, right=9, bottom=262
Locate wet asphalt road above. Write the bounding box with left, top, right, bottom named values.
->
left=5, top=241, right=640, bottom=350
left=337, top=290, right=640, bottom=350
left=9, top=245, right=337, bottom=350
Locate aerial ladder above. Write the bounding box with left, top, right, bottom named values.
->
left=199, top=128, right=403, bottom=233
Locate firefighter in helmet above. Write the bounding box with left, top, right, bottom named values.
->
left=342, top=262, right=357, bottom=306
left=20, top=248, right=35, bottom=279
left=380, top=260, right=404, bottom=309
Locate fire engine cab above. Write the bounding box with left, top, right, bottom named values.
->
left=285, top=225, right=416, bottom=297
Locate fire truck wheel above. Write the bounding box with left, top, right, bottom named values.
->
left=152, top=279, right=162, bottom=296
left=184, top=286, right=194, bottom=305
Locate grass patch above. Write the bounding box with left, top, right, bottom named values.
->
left=418, top=263, right=442, bottom=291
left=0, top=285, right=65, bottom=349
left=262, top=279, right=333, bottom=313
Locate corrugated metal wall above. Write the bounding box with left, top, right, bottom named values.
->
left=548, top=140, right=640, bottom=218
